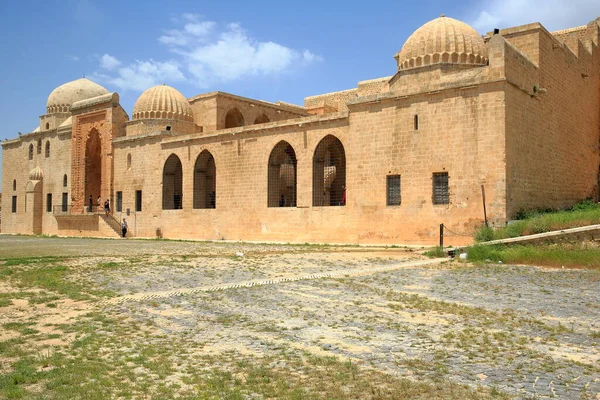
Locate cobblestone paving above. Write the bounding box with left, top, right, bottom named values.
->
left=1, top=236, right=598, bottom=399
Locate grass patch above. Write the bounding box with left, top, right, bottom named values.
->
left=474, top=200, right=600, bottom=242
left=466, top=244, right=600, bottom=268
left=424, top=247, right=446, bottom=258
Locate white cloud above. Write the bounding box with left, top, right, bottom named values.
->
left=470, top=0, right=600, bottom=33
left=165, top=19, right=323, bottom=87
left=95, top=59, right=186, bottom=92
left=100, top=54, right=121, bottom=70
left=95, top=14, right=322, bottom=92
left=68, top=55, right=80, bottom=62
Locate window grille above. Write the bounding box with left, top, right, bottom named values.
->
left=162, top=154, right=182, bottom=210
left=28, top=144, right=33, bottom=160
left=387, top=175, right=401, bottom=206
left=268, top=141, right=297, bottom=207
left=116, top=191, right=123, bottom=212
left=136, top=190, right=142, bottom=212
left=432, top=172, right=449, bottom=204
left=46, top=193, right=52, bottom=212
left=37, top=139, right=42, bottom=154
left=45, top=141, right=50, bottom=158
left=313, top=135, right=346, bottom=206
left=193, top=151, right=216, bottom=209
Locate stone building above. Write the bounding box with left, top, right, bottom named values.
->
left=2, top=16, right=600, bottom=245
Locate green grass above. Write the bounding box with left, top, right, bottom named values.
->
left=466, top=244, right=600, bottom=268
left=424, top=247, right=446, bottom=258
left=474, top=200, right=600, bottom=242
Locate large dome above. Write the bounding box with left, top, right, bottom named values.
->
left=396, top=15, right=488, bottom=70
left=46, top=78, right=109, bottom=114
left=132, top=84, right=193, bottom=122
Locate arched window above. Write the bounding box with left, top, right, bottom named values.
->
left=13, top=179, right=16, bottom=191
left=193, top=150, right=216, bottom=209
left=37, top=139, right=42, bottom=154
left=127, top=153, right=132, bottom=170
left=225, top=108, right=244, bottom=128
left=162, top=154, right=183, bottom=210
left=268, top=141, right=297, bottom=207
left=28, top=144, right=34, bottom=160
left=45, top=122, right=50, bottom=130
left=254, top=113, right=270, bottom=124
left=313, top=135, right=346, bottom=206
left=63, top=174, right=67, bottom=187
left=45, top=141, right=50, bottom=158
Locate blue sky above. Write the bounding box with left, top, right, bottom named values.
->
left=1, top=0, right=599, bottom=183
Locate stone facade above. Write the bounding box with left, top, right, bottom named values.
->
left=3, top=16, right=600, bottom=245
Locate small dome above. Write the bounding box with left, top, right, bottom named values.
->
left=132, top=84, right=193, bottom=122
left=29, top=166, right=44, bottom=181
left=396, top=16, right=488, bottom=70
left=46, top=78, right=109, bottom=114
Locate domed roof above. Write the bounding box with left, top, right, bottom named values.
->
left=132, top=84, right=193, bottom=122
left=29, top=166, right=44, bottom=181
left=396, top=15, right=488, bottom=70
left=46, top=78, right=109, bottom=114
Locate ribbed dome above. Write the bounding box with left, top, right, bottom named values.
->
left=29, top=167, right=44, bottom=181
left=132, top=85, right=193, bottom=122
left=46, top=78, right=109, bottom=114
left=396, top=15, right=488, bottom=70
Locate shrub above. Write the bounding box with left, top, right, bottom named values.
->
left=474, top=226, right=495, bottom=242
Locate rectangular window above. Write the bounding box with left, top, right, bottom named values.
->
left=135, top=190, right=142, bottom=212
left=62, top=193, right=68, bottom=212
left=386, top=175, right=401, bottom=206
left=12, top=196, right=17, bottom=213
left=116, top=191, right=123, bottom=212
left=433, top=172, right=449, bottom=204
left=46, top=193, right=52, bottom=212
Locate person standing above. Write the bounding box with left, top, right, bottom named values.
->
left=104, top=199, right=110, bottom=215
left=121, top=218, right=128, bottom=238
left=88, top=195, right=93, bottom=213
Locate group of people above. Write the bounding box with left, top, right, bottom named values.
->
left=87, top=194, right=128, bottom=238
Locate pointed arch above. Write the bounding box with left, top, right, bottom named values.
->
left=193, top=150, right=216, bottom=209
left=28, top=144, right=34, bottom=160
left=37, top=139, right=42, bottom=154
left=268, top=141, right=297, bottom=207
left=313, top=135, right=346, bottom=206
left=163, top=154, right=183, bottom=210
left=225, top=108, right=244, bottom=128
left=254, top=113, right=270, bottom=124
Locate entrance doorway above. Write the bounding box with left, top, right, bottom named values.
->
left=85, top=129, right=102, bottom=205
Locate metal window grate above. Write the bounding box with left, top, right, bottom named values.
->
left=135, top=190, right=142, bottom=212
left=432, top=172, right=449, bottom=204
left=268, top=141, right=297, bottom=207
left=116, top=191, right=123, bottom=212
left=313, top=135, right=346, bottom=206
left=193, top=151, right=216, bottom=209
left=386, top=175, right=401, bottom=206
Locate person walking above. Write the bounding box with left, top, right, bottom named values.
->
left=121, top=218, right=128, bottom=238
left=104, top=199, right=110, bottom=215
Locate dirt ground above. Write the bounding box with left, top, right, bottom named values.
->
left=0, top=235, right=598, bottom=399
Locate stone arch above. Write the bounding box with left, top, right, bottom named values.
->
left=225, top=108, right=245, bottom=128
left=193, top=150, right=216, bottom=209
left=254, top=113, right=270, bottom=124
left=268, top=141, right=297, bottom=207
left=163, top=154, right=183, bottom=210
left=312, top=135, right=346, bottom=206
left=45, top=122, right=50, bottom=130
left=85, top=128, right=102, bottom=205
left=28, top=144, right=34, bottom=160
left=45, top=141, right=50, bottom=158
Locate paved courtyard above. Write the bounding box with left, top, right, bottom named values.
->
left=0, top=236, right=598, bottom=399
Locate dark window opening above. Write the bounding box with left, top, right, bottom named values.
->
left=46, top=193, right=52, bottom=212
left=193, top=150, right=216, bottom=209
left=387, top=175, right=401, bottom=206
left=12, top=196, right=17, bottom=213
left=225, top=108, right=245, bottom=128
left=162, top=154, right=183, bottom=210
left=37, top=139, right=42, bottom=154
left=28, top=144, right=34, bottom=160
left=45, top=122, right=50, bottom=130
left=12, top=179, right=16, bottom=191
left=166, top=125, right=171, bottom=131
left=313, top=135, right=346, bottom=206
left=136, top=190, right=142, bottom=212
left=268, top=141, right=297, bottom=207
left=433, top=172, right=449, bottom=205
left=414, top=114, right=419, bottom=130
left=62, top=193, right=68, bottom=212
left=45, top=141, right=50, bottom=158
left=116, top=191, right=123, bottom=212
left=63, top=174, right=67, bottom=187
